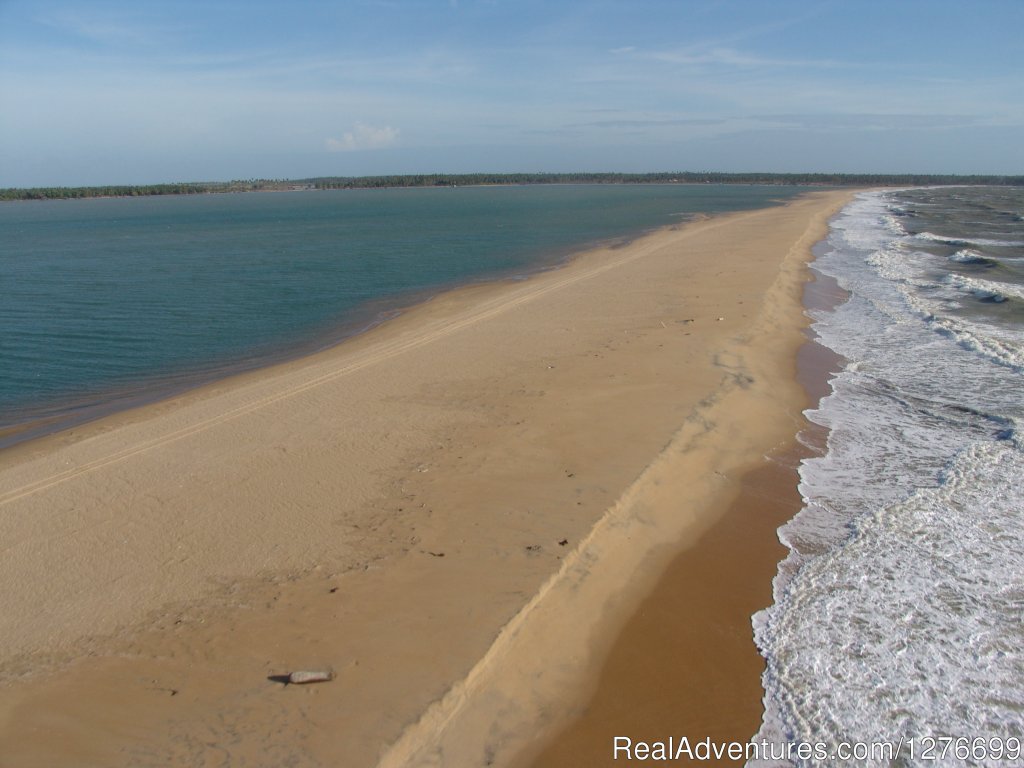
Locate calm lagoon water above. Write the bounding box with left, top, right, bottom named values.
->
left=0, top=184, right=806, bottom=443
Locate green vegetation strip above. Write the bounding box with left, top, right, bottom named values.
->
left=4, top=172, right=1023, bottom=201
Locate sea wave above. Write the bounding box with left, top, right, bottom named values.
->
left=948, top=248, right=999, bottom=267
left=914, top=231, right=1024, bottom=248
left=753, top=187, right=1024, bottom=766
left=755, top=440, right=1024, bottom=768
left=945, top=273, right=1024, bottom=303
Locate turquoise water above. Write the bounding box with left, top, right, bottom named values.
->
left=0, top=184, right=806, bottom=443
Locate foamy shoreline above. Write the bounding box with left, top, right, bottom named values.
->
left=0, top=190, right=852, bottom=766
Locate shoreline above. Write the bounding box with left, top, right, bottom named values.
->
left=0, top=190, right=853, bottom=766
left=521, top=250, right=852, bottom=767
left=0, top=223, right=624, bottom=453
left=378, top=195, right=852, bottom=768
left=5, top=181, right=779, bottom=453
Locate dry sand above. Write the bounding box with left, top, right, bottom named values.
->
left=523, top=273, right=851, bottom=768
left=0, top=190, right=851, bottom=767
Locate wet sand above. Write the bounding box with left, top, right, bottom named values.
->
left=522, top=270, right=851, bottom=767
left=0, top=190, right=852, bottom=767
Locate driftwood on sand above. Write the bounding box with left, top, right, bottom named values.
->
left=286, top=670, right=334, bottom=685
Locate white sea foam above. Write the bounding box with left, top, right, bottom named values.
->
left=757, top=442, right=1024, bottom=768
left=846, top=197, right=1024, bottom=372
left=753, top=188, right=1024, bottom=766
left=915, top=231, right=1024, bottom=247
left=945, top=273, right=1024, bottom=302
left=948, top=248, right=994, bottom=265
left=866, top=246, right=935, bottom=287
left=900, top=290, right=1024, bottom=373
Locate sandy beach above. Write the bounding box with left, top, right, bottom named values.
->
left=0, top=189, right=851, bottom=766
left=523, top=271, right=851, bottom=768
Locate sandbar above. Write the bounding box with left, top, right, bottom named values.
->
left=0, top=190, right=852, bottom=766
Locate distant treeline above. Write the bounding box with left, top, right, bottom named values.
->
left=3, top=172, right=1023, bottom=201
left=308, top=171, right=1024, bottom=189
left=0, top=180, right=284, bottom=201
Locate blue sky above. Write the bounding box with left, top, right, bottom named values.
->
left=1, top=0, right=1022, bottom=186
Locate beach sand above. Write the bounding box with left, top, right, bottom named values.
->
left=0, top=190, right=851, bottom=766
left=522, top=272, right=851, bottom=768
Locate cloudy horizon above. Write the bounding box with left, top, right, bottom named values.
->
left=1, top=0, right=1022, bottom=187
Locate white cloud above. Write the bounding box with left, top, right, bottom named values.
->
left=325, top=123, right=400, bottom=152
left=648, top=46, right=842, bottom=70
left=34, top=9, right=182, bottom=48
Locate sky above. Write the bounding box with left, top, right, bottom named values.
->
left=1, top=0, right=1022, bottom=186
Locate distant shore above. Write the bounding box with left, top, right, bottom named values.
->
left=3, top=170, right=1016, bottom=201
left=0, top=190, right=851, bottom=766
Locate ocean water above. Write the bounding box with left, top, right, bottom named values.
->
left=754, top=187, right=1024, bottom=766
left=0, top=184, right=804, bottom=445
